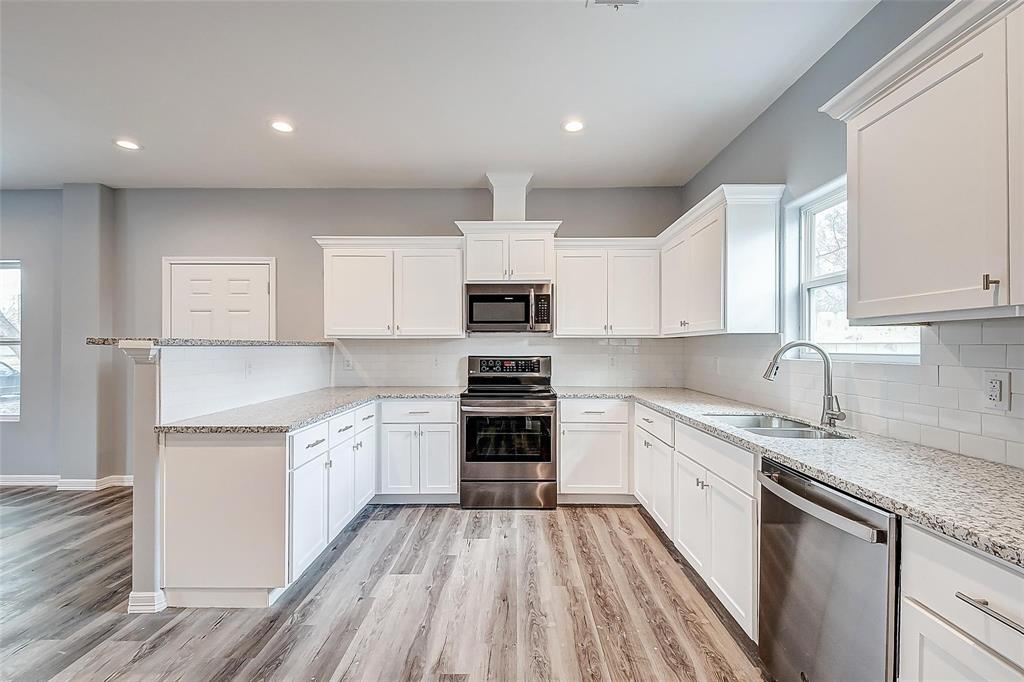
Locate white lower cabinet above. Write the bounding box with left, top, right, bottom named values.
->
left=288, top=452, right=330, bottom=581
left=634, top=422, right=673, bottom=537
left=380, top=423, right=420, bottom=494
left=353, top=426, right=376, bottom=508
left=706, top=470, right=756, bottom=634
left=634, top=427, right=653, bottom=509
left=327, top=439, right=355, bottom=538
left=380, top=420, right=457, bottom=495
left=559, top=403, right=630, bottom=495
left=419, top=423, right=458, bottom=494
left=672, top=451, right=709, bottom=573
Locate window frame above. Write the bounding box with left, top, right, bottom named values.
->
left=0, top=260, right=21, bottom=421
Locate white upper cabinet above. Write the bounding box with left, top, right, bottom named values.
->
left=555, top=244, right=660, bottom=337
left=822, top=2, right=1022, bottom=321
left=456, top=222, right=559, bottom=282
left=394, top=249, right=463, bottom=337
left=323, top=249, right=394, bottom=337
left=660, top=186, right=783, bottom=337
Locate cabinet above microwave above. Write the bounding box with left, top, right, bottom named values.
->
left=455, top=221, right=560, bottom=283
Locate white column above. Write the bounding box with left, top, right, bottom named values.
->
left=120, top=341, right=166, bottom=613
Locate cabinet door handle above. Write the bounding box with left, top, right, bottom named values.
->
left=510, top=268, right=514, bottom=277
left=396, top=324, right=400, bottom=332
left=641, top=417, right=654, bottom=424
left=982, top=274, right=1001, bottom=290
left=338, top=425, right=353, bottom=433
left=386, top=324, right=391, bottom=332
left=503, top=269, right=507, bottom=278
left=955, top=592, right=1024, bottom=635
left=325, top=460, right=332, bottom=469
left=305, top=438, right=326, bottom=449
left=609, top=324, right=613, bottom=333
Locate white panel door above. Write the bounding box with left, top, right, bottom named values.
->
left=555, top=251, right=608, bottom=336
left=899, top=598, right=1024, bottom=682
left=633, top=428, right=653, bottom=511
left=465, top=234, right=508, bottom=281
left=847, top=21, right=1009, bottom=318
left=289, top=452, right=329, bottom=581
left=673, top=451, right=709, bottom=575
left=419, top=423, right=458, bottom=494
left=353, top=426, right=376, bottom=508
left=394, top=249, right=463, bottom=337
left=559, top=423, right=629, bottom=494
left=707, top=470, right=756, bottom=636
left=323, top=249, right=394, bottom=337
left=508, top=232, right=553, bottom=280
left=608, top=250, right=660, bottom=336
left=169, top=263, right=271, bottom=340
left=327, top=440, right=355, bottom=538
left=380, top=423, right=420, bottom=494
left=660, top=237, right=689, bottom=335
left=685, top=208, right=726, bottom=334
left=1010, top=5, right=1024, bottom=305
left=649, top=436, right=674, bottom=537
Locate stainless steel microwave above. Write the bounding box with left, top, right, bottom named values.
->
left=465, top=283, right=552, bottom=333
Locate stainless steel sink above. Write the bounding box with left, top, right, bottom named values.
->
left=704, top=413, right=851, bottom=440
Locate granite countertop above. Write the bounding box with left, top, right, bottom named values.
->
left=557, top=386, right=1024, bottom=569
left=87, top=337, right=334, bottom=347
left=156, top=386, right=464, bottom=434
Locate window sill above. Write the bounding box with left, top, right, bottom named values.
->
left=796, top=351, right=920, bottom=365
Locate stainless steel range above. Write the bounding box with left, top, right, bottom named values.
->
left=460, top=356, right=556, bottom=509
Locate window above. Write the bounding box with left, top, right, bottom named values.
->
left=800, top=187, right=919, bottom=357
left=0, top=261, right=21, bottom=419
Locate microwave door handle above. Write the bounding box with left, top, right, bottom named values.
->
left=529, top=289, right=536, bottom=330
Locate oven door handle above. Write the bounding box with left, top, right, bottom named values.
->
left=461, top=406, right=554, bottom=416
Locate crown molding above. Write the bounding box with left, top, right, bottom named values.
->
left=657, top=184, right=785, bottom=246
left=554, top=237, right=661, bottom=251
left=455, top=220, right=561, bottom=235
left=820, top=0, right=1022, bottom=121
left=313, top=235, right=464, bottom=249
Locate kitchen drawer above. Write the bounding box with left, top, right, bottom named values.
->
left=674, top=421, right=755, bottom=496
left=635, top=403, right=673, bottom=446
left=328, top=410, right=356, bottom=447
left=902, top=523, right=1024, bottom=668
left=290, top=421, right=330, bottom=469
left=355, top=402, right=377, bottom=432
left=560, top=399, right=629, bottom=424
left=380, top=400, right=457, bottom=424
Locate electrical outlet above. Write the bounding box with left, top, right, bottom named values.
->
left=433, top=356, right=440, bottom=369
left=343, top=358, right=354, bottom=371
left=984, top=370, right=1010, bottom=411
left=244, top=360, right=254, bottom=378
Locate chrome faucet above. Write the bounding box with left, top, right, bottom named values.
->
left=763, top=341, right=846, bottom=428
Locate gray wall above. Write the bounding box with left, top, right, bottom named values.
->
left=678, top=0, right=951, bottom=210
left=0, top=190, right=62, bottom=477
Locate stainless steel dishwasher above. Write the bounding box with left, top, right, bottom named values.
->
left=758, top=459, right=899, bottom=682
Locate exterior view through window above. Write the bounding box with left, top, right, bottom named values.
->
left=801, top=188, right=920, bottom=357
left=0, top=261, right=21, bottom=418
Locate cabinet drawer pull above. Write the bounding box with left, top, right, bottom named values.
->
left=362, top=414, right=374, bottom=421
left=641, top=417, right=654, bottom=424
left=955, top=592, right=1024, bottom=635
left=337, top=425, right=353, bottom=433
left=582, top=410, right=606, bottom=414
left=305, top=438, right=326, bottom=449
left=407, top=410, right=430, bottom=415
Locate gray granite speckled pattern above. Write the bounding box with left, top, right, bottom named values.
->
left=156, top=386, right=464, bottom=434
left=558, top=387, right=1024, bottom=569
left=87, top=337, right=334, bottom=347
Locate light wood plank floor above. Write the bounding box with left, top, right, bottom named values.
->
left=0, top=486, right=764, bottom=681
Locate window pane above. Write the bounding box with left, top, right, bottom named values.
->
left=0, top=263, right=20, bottom=340
left=0, top=344, right=20, bottom=417
left=808, top=282, right=920, bottom=355
left=811, top=200, right=847, bottom=277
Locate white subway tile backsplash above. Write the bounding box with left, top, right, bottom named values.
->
left=938, top=365, right=984, bottom=389
left=920, top=324, right=940, bottom=345
left=902, top=403, right=939, bottom=427
left=938, top=407, right=981, bottom=434
left=918, top=385, right=958, bottom=408
left=886, top=382, right=920, bottom=403
left=1007, top=345, right=1024, bottom=369
left=959, top=344, right=1006, bottom=368
left=920, top=343, right=960, bottom=367
left=887, top=419, right=921, bottom=444
left=939, top=321, right=982, bottom=344
left=1007, top=441, right=1024, bottom=468
left=920, top=425, right=960, bottom=451
left=958, top=433, right=1006, bottom=464
left=982, top=319, right=1024, bottom=344
left=982, top=413, right=1024, bottom=443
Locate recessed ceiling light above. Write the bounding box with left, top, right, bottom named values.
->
left=114, top=139, right=141, bottom=150
left=270, top=120, right=295, bottom=133
left=563, top=119, right=585, bottom=133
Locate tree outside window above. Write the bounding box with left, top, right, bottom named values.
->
left=0, top=261, right=21, bottom=419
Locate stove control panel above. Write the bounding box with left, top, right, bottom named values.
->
left=478, top=358, right=540, bottom=374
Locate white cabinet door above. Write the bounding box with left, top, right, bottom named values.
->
left=649, top=436, right=674, bottom=536
left=168, top=262, right=271, bottom=340
left=465, top=234, right=508, bottom=281
left=900, top=598, right=1024, bottom=682
left=327, top=440, right=355, bottom=538
left=847, top=21, right=1009, bottom=318
left=673, top=451, right=709, bottom=574
left=608, top=250, right=660, bottom=336
left=559, top=423, right=629, bottom=494
left=633, top=428, right=653, bottom=510
left=324, top=249, right=394, bottom=336
left=289, top=452, right=329, bottom=581
left=353, top=426, right=376, bottom=508
left=394, top=249, right=463, bottom=337
left=555, top=251, right=608, bottom=336
left=1010, top=5, right=1024, bottom=305
left=685, top=207, right=726, bottom=334
left=508, top=232, right=553, bottom=280
left=660, top=237, right=689, bottom=335
left=380, top=423, right=420, bottom=494
left=419, top=423, right=458, bottom=494
left=707, top=470, right=756, bottom=636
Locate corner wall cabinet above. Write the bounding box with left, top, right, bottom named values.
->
left=554, top=246, right=660, bottom=337
left=822, top=0, right=1024, bottom=323
left=455, top=221, right=560, bottom=282
left=316, top=238, right=464, bottom=338
left=659, top=185, right=783, bottom=337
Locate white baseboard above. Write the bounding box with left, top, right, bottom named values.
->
left=57, top=475, right=134, bottom=491
left=557, top=493, right=639, bottom=505
left=128, top=590, right=167, bottom=613
left=0, top=474, right=61, bottom=487
left=370, top=493, right=459, bottom=505
left=164, top=587, right=284, bottom=609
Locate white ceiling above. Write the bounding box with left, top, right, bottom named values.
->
left=1, top=0, right=876, bottom=190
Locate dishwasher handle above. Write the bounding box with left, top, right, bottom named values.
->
left=758, top=471, right=887, bottom=544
